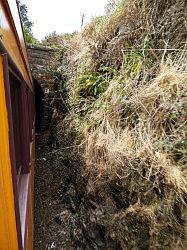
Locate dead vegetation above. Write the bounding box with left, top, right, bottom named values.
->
left=75, top=61, right=187, bottom=249
left=49, top=0, right=187, bottom=249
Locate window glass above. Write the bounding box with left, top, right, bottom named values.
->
left=9, top=73, right=23, bottom=176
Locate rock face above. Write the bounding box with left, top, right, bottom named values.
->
left=27, top=44, right=60, bottom=131
left=27, top=44, right=58, bottom=91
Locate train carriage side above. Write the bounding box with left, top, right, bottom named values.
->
left=0, top=1, right=35, bottom=249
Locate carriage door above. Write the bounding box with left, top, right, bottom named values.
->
left=2, top=54, right=34, bottom=250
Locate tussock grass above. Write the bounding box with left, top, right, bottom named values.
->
left=83, top=61, right=187, bottom=186
left=79, top=60, right=187, bottom=248
left=56, top=0, right=187, bottom=248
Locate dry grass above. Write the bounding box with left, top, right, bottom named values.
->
left=78, top=59, right=187, bottom=248
left=56, top=0, right=187, bottom=248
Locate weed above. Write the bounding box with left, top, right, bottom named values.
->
left=56, top=0, right=187, bottom=248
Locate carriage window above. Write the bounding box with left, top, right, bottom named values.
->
left=9, top=72, right=33, bottom=181
left=1, top=50, right=35, bottom=249
left=7, top=69, right=35, bottom=249
left=9, top=73, right=23, bottom=177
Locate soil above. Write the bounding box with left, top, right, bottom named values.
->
left=34, top=132, right=75, bottom=250
left=33, top=128, right=146, bottom=250
left=34, top=126, right=117, bottom=250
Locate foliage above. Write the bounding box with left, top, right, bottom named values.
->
left=105, top=0, right=123, bottom=15
left=42, top=32, right=77, bottom=49
left=50, top=0, right=187, bottom=248
left=74, top=64, right=117, bottom=99
left=23, top=25, right=38, bottom=44
left=75, top=71, right=107, bottom=98
left=17, top=0, right=38, bottom=44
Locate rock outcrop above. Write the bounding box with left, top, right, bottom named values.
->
left=27, top=44, right=60, bottom=131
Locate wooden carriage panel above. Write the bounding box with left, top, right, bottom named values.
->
left=0, top=0, right=33, bottom=89
left=0, top=54, right=19, bottom=250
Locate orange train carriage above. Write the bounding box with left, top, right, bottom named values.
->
left=0, top=0, right=35, bottom=249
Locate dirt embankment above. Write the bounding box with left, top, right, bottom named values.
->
left=34, top=0, right=187, bottom=249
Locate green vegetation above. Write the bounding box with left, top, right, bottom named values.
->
left=75, top=65, right=117, bottom=98
left=46, top=0, right=187, bottom=248
left=41, top=32, right=77, bottom=48
left=75, top=71, right=107, bottom=98
left=17, top=0, right=38, bottom=44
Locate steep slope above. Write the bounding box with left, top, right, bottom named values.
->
left=42, top=0, right=187, bottom=249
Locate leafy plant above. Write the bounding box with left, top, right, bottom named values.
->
left=17, top=0, right=38, bottom=44
left=76, top=71, right=108, bottom=98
